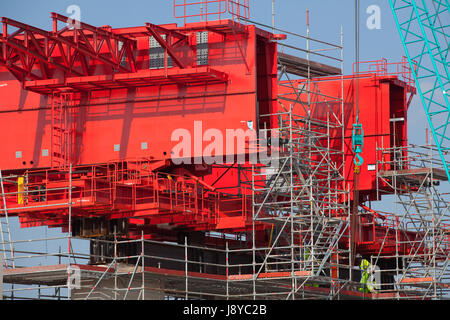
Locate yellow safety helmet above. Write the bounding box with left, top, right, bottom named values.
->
left=360, top=259, right=370, bottom=270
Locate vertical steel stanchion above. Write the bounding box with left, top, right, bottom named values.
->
left=68, top=164, right=72, bottom=300
left=0, top=253, right=3, bottom=300
left=114, top=233, right=118, bottom=300
left=226, top=241, right=229, bottom=300
left=185, top=236, right=188, bottom=300
left=141, top=231, right=145, bottom=300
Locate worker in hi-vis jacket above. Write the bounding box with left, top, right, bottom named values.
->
left=359, top=259, right=377, bottom=293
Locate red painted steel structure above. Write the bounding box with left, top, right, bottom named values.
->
left=0, top=6, right=432, bottom=259
left=278, top=62, right=416, bottom=202
left=0, top=13, right=277, bottom=170
left=0, top=10, right=277, bottom=241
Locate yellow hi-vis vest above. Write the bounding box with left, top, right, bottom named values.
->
left=359, top=259, right=375, bottom=293
left=17, top=176, right=24, bottom=204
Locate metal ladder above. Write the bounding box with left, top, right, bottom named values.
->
left=0, top=169, right=15, bottom=268
left=313, top=218, right=346, bottom=277
left=51, top=92, right=72, bottom=169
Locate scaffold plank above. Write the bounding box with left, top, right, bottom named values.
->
left=228, top=271, right=311, bottom=281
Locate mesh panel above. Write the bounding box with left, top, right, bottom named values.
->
left=197, top=31, right=209, bottom=66
left=149, top=35, right=173, bottom=69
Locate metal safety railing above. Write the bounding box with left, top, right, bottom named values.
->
left=352, top=57, right=416, bottom=88
left=173, top=0, right=249, bottom=25
left=0, top=161, right=254, bottom=233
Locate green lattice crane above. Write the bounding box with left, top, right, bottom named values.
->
left=389, top=0, right=450, bottom=182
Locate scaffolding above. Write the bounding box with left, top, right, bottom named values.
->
left=372, top=144, right=450, bottom=299
left=0, top=159, right=448, bottom=301
left=0, top=234, right=355, bottom=300
left=238, top=20, right=354, bottom=299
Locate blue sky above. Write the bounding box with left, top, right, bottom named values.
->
left=0, top=0, right=404, bottom=69
left=0, top=0, right=410, bottom=64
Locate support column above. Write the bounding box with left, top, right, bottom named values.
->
left=0, top=253, right=3, bottom=300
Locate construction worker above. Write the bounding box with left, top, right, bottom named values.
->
left=31, top=185, right=46, bottom=202
left=359, top=258, right=376, bottom=293
left=304, top=247, right=319, bottom=288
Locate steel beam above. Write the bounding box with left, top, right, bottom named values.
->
left=146, top=23, right=187, bottom=69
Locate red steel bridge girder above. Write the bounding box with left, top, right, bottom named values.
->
left=0, top=162, right=256, bottom=236
left=145, top=22, right=190, bottom=69
left=0, top=13, right=137, bottom=83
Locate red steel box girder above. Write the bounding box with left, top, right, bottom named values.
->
left=0, top=14, right=278, bottom=170
left=0, top=12, right=435, bottom=259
